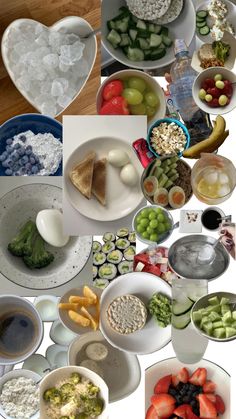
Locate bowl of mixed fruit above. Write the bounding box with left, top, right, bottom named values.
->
left=97, top=69, right=166, bottom=125
left=192, top=67, right=236, bottom=115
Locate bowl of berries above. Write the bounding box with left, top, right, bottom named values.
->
left=192, top=67, right=236, bottom=115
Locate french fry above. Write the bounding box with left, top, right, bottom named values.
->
left=68, top=296, right=95, bottom=306
left=80, top=306, right=98, bottom=331
left=83, top=286, right=97, bottom=303
left=58, top=303, right=80, bottom=311
left=95, top=300, right=100, bottom=322
left=68, top=310, right=90, bottom=327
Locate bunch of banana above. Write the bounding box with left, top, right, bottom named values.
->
left=183, top=115, right=229, bottom=159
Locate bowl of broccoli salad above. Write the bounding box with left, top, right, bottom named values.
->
left=40, top=366, right=108, bottom=419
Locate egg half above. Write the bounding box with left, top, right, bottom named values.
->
left=36, top=209, right=70, bottom=247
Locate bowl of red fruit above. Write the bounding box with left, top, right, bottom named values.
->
left=96, top=69, right=166, bottom=126
left=192, top=67, right=236, bottom=115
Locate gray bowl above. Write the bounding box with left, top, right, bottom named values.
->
left=191, top=292, right=236, bottom=342
left=168, top=234, right=230, bottom=281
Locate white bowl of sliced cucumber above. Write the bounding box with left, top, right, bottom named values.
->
left=191, top=292, right=236, bottom=342
left=101, top=0, right=196, bottom=70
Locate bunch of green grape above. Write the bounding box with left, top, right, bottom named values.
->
left=135, top=207, right=171, bottom=242
left=122, top=77, right=160, bottom=117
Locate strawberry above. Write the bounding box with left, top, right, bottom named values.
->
left=188, top=411, right=199, bottom=419
left=204, top=394, right=216, bottom=403
left=177, top=367, right=189, bottom=383
left=154, top=375, right=172, bottom=395
left=146, top=405, right=158, bottom=419
left=173, top=404, right=192, bottom=418
left=215, top=394, right=225, bottom=414
left=203, top=380, right=216, bottom=393
left=171, top=375, right=179, bottom=387
left=102, top=80, right=124, bottom=101
left=199, top=394, right=217, bottom=418
left=151, top=394, right=175, bottom=417
left=99, top=96, right=130, bottom=115
left=189, top=368, right=207, bottom=386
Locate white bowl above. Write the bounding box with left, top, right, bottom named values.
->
left=23, top=354, right=51, bottom=377
left=46, top=344, right=68, bottom=369
left=102, top=0, right=196, bottom=70
left=0, top=369, right=41, bottom=419
left=1, top=17, right=97, bottom=117
left=192, top=66, right=236, bottom=115
left=50, top=319, right=77, bottom=346
left=40, top=366, right=109, bottom=419
left=34, top=295, right=59, bottom=322
left=96, top=70, right=166, bottom=126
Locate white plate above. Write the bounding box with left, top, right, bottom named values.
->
left=196, top=0, right=236, bottom=43
left=1, top=17, right=97, bottom=117
left=145, top=357, right=230, bottom=419
left=64, top=136, right=144, bottom=221
left=100, top=272, right=171, bottom=355
left=68, top=330, right=141, bottom=403
left=102, top=0, right=196, bottom=70
left=50, top=319, right=77, bottom=346
left=0, top=184, right=92, bottom=289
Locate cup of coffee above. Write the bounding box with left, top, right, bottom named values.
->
left=0, top=295, right=43, bottom=365
left=201, top=207, right=231, bottom=231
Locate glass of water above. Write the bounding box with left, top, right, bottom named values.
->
left=172, top=277, right=208, bottom=364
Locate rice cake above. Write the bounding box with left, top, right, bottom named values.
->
left=126, top=0, right=172, bottom=20
left=153, top=0, right=184, bottom=24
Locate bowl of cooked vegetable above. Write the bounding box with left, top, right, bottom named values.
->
left=40, top=366, right=109, bottom=418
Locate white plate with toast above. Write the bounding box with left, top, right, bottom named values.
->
left=64, top=136, right=144, bottom=221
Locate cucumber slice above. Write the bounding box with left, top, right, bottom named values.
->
left=154, top=167, right=164, bottom=179
left=119, top=34, right=131, bottom=47
left=129, top=29, right=138, bottom=41
left=107, top=30, right=121, bottom=48
left=127, top=47, right=144, bottom=61
left=197, top=10, right=208, bottom=19
left=150, top=47, right=166, bottom=61
left=196, top=16, right=207, bottom=22
left=199, top=26, right=210, bottom=36
left=172, top=298, right=193, bottom=316
left=150, top=34, right=162, bottom=48
left=161, top=35, right=173, bottom=47
left=172, top=311, right=191, bottom=329
left=196, top=20, right=207, bottom=28
left=136, top=19, right=147, bottom=30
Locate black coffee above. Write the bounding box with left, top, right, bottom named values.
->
left=201, top=209, right=222, bottom=230
left=0, top=311, right=36, bottom=357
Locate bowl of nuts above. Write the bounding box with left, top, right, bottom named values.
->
left=147, top=118, right=190, bottom=158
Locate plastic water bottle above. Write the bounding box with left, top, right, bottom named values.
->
left=169, top=39, right=212, bottom=145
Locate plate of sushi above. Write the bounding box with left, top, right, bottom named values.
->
left=93, top=228, right=136, bottom=289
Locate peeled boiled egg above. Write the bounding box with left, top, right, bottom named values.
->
left=36, top=209, right=70, bottom=247
left=120, top=163, right=138, bottom=187
left=108, top=149, right=130, bottom=167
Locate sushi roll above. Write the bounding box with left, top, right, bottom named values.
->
left=123, top=246, right=136, bottom=261
left=103, top=232, right=116, bottom=242
left=128, top=231, right=136, bottom=244
left=98, top=263, right=117, bottom=281
left=93, top=279, right=109, bottom=289
left=116, top=228, right=129, bottom=238
left=118, top=260, right=133, bottom=275
left=101, top=241, right=115, bottom=254
left=106, top=250, right=123, bottom=265
left=115, top=238, right=130, bottom=251
left=92, top=241, right=102, bottom=253
left=93, top=252, right=106, bottom=266
left=93, top=265, right=98, bottom=279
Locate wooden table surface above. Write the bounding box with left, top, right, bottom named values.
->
left=0, top=0, right=101, bottom=125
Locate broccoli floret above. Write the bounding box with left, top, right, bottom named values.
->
left=8, top=220, right=37, bottom=257
left=23, top=232, right=54, bottom=269
left=76, top=414, right=89, bottom=419
left=83, top=397, right=104, bottom=417
left=86, top=383, right=100, bottom=396
left=60, top=383, right=75, bottom=402
left=70, top=372, right=81, bottom=384
left=43, top=388, right=61, bottom=405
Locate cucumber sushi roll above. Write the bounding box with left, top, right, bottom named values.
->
left=93, top=278, right=109, bottom=289
left=118, top=260, right=133, bottom=275
left=106, top=249, right=123, bottom=265
left=93, top=265, right=98, bottom=279
left=93, top=252, right=106, bottom=266
left=103, top=232, right=116, bottom=242
left=116, top=227, right=129, bottom=238
left=128, top=231, right=136, bottom=244
left=115, top=238, right=130, bottom=250
left=92, top=241, right=102, bottom=253
left=124, top=245, right=136, bottom=261
left=102, top=241, right=115, bottom=254
left=98, top=263, right=117, bottom=281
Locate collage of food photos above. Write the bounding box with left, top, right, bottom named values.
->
left=0, top=0, right=236, bottom=418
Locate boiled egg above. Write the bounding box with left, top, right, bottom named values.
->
left=120, top=163, right=138, bottom=187
left=108, top=149, right=130, bottom=167
left=36, top=209, right=70, bottom=247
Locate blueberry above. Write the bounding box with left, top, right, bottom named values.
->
left=2, top=160, right=9, bottom=168
left=29, top=157, right=35, bottom=164
left=31, top=165, right=39, bottom=174
left=34, top=155, right=39, bottom=163
left=14, top=143, right=21, bottom=150
left=13, top=163, right=20, bottom=172
left=12, top=151, right=20, bottom=161
left=25, top=148, right=32, bottom=155
left=19, top=135, right=26, bottom=142
left=26, top=169, right=32, bottom=175
left=6, top=138, right=13, bottom=145
left=38, top=162, right=44, bottom=170
left=6, top=145, right=14, bottom=153
left=5, top=169, right=13, bottom=176
left=18, top=147, right=26, bottom=157
left=25, top=162, right=32, bottom=171
left=7, top=159, right=14, bottom=167
left=19, top=167, right=27, bottom=175
left=21, top=155, right=29, bottom=165
left=26, top=145, right=32, bottom=151
left=0, top=154, right=6, bottom=162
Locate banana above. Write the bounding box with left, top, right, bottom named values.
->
left=183, top=115, right=226, bottom=159
left=189, top=130, right=229, bottom=159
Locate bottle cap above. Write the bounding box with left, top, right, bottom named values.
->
left=174, top=39, right=188, bottom=55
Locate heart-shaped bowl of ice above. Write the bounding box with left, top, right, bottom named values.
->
left=1, top=17, right=97, bottom=118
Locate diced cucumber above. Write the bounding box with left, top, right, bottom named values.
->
left=150, top=34, right=162, bottom=48
left=196, top=10, right=208, bottom=19
left=220, top=297, right=230, bottom=305
left=169, top=173, right=179, bottom=182
left=148, top=23, right=156, bottom=33
left=226, top=327, right=236, bottom=338
left=196, top=20, right=207, bottom=28
left=205, top=304, right=221, bottom=313
left=115, top=16, right=130, bottom=33
left=213, top=328, right=226, bottom=339
left=200, top=316, right=209, bottom=328
left=143, top=49, right=151, bottom=60
left=208, top=311, right=221, bottom=322
left=232, top=321, right=236, bottom=328
left=172, top=298, right=193, bottom=316
left=127, top=47, right=144, bottom=61
left=136, top=19, right=147, bottom=30
left=153, top=24, right=162, bottom=34
left=222, top=311, right=232, bottom=325
left=213, top=320, right=224, bottom=329
left=202, top=321, right=213, bottom=335
left=161, top=27, right=169, bottom=36
left=107, top=30, right=121, bottom=48
left=232, top=311, right=236, bottom=320
left=119, top=34, right=131, bottom=47
left=158, top=174, right=169, bottom=188
left=208, top=296, right=220, bottom=306
left=199, top=25, right=210, bottom=36
left=107, top=20, right=116, bottom=31
left=164, top=180, right=173, bottom=189
left=221, top=304, right=231, bottom=315
left=162, top=35, right=173, bottom=47
left=192, top=311, right=202, bottom=323
left=150, top=47, right=166, bottom=61
left=137, top=28, right=150, bottom=38
left=122, top=46, right=129, bottom=55
left=137, top=37, right=150, bottom=50
left=172, top=311, right=191, bottom=329
left=131, top=14, right=138, bottom=23
left=149, top=160, right=161, bottom=176
left=154, top=167, right=164, bottom=179
left=129, top=29, right=138, bottom=41
left=113, top=6, right=131, bottom=20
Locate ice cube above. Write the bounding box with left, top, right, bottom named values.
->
left=40, top=81, right=52, bottom=94
left=218, top=184, right=230, bottom=197
left=40, top=100, right=57, bottom=117
left=57, top=95, right=71, bottom=108
left=49, top=32, right=63, bottom=52
left=64, top=33, right=80, bottom=44
left=43, top=54, right=59, bottom=68
left=203, top=170, right=218, bottom=185
left=58, top=60, right=70, bottom=72
left=218, top=172, right=229, bottom=185
left=51, top=80, right=64, bottom=97
left=54, top=77, right=69, bottom=91
left=35, top=94, right=52, bottom=106
left=77, top=58, right=89, bottom=77
left=36, top=31, right=49, bottom=46
left=16, top=76, right=31, bottom=92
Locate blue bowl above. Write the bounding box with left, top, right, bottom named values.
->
left=147, top=118, right=190, bottom=158
left=0, top=114, right=62, bottom=176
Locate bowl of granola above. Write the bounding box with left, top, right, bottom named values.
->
left=147, top=118, right=190, bottom=158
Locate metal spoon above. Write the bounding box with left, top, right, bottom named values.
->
left=81, top=28, right=100, bottom=39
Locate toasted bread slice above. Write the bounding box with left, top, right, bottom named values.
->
left=70, top=151, right=96, bottom=199
left=92, top=158, right=107, bottom=206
